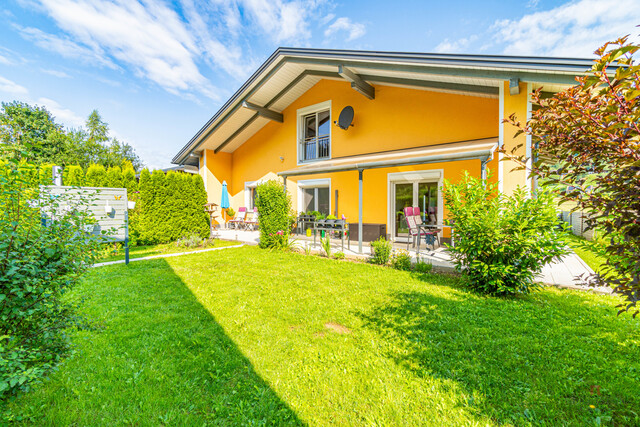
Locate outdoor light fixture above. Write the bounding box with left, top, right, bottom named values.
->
left=509, top=77, right=520, bottom=95
left=280, top=156, right=285, bottom=162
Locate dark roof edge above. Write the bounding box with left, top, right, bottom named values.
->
left=172, top=47, right=607, bottom=165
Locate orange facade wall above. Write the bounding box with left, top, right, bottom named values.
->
left=203, top=77, right=531, bottom=236
left=229, top=79, right=498, bottom=194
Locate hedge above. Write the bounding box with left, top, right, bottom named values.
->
left=130, top=169, right=208, bottom=245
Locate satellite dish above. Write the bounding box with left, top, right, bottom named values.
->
left=335, top=106, right=354, bottom=130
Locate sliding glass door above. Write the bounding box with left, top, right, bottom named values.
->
left=393, top=181, right=439, bottom=240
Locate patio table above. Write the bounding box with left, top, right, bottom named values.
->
left=312, top=221, right=348, bottom=252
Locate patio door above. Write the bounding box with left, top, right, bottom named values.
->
left=391, top=177, right=441, bottom=241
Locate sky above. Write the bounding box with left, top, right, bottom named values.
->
left=1, top=0, right=639, bottom=169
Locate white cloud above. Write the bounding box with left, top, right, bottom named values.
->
left=493, top=0, right=640, bottom=57
left=324, top=17, right=366, bottom=42
left=0, top=75, right=29, bottom=95
left=18, top=26, right=118, bottom=69
left=0, top=74, right=85, bottom=128
left=0, top=54, right=12, bottom=65
left=240, top=0, right=314, bottom=42
left=434, top=35, right=478, bottom=53
left=40, top=68, right=71, bottom=78
left=29, top=0, right=219, bottom=100
left=36, top=97, right=85, bottom=127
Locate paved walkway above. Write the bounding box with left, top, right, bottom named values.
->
left=213, top=229, right=611, bottom=294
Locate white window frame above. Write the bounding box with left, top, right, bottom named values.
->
left=296, top=100, right=332, bottom=165
left=297, top=178, right=331, bottom=214
left=244, top=180, right=258, bottom=209
left=386, top=170, right=444, bottom=241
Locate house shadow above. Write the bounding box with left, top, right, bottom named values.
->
left=357, top=286, right=640, bottom=424
left=28, top=258, right=305, bottom=425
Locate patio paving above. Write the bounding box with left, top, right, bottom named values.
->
left=212, top=228, right=611, bottom=294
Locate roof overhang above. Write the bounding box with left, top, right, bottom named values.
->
left=278, top=137, right=498, bottom=177
left=172, top=47, right=612, bottom=166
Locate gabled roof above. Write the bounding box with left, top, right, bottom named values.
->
left=172, top=47, right=605, bottom=166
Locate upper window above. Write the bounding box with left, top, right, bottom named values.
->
left=297, top=101, right=331, bottom=163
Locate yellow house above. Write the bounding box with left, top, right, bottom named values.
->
left=172, top=48, right=592, bottom=251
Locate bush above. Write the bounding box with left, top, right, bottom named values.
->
left=370, top=237, right=392, bottom=265
left=85, top=164, right=107, bottom=187
left=38, top=163, right=54, bottom=185
left=334, top=251, right=345, bottom=260
left=391, top=250, right=412, bottom=271
left=255, top=180, right=291, bottom=250
left=63, top=165, right=84, bottom=186
left=131, top=169, right=208, bottom=246
left=0, top=155, right=102, bottom=402
left=106, top=166, right=123, bottom=188
left=443, top=172, right=567, bottom=296
left=414, top=260, right=433, bottom=274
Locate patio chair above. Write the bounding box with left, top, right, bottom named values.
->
left=244, top=208, right=259, bottom=231
left=228, top=207, right=246, bottom=230
left=404, top=207, right=440, bottom=252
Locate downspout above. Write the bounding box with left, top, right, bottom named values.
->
left=358, top=169, right=363, bottom=254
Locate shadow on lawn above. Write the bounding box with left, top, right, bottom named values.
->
left=14, top=258, right=303, bottom=425
left=359, top=286, right=640, bottom=425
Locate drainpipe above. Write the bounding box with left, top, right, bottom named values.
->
left=358, top=169, right=363, bottom=254
left=283, top=176, right=287, bottom=194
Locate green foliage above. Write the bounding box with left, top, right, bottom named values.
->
left=333, top=251, right=345, bottom=260
left=84, top=164, right=108, bottom=187
left=0, top=102, right=143, bottom=170
left=414, top=260, right=433, bottom=274
left=175, top=233, right=213, bottom=249
left=106, top=166, right=123, bottom=188
left=370, top=237, right=392, bottom=265
left=321, top=235, right=332, bottom=258
left=122, top=163, right=137, bottom=195
left=37, top=163, right=54, bottom=185
left=503, top=36, right=640, bottom=314
left=326, top=214, right=337, bottom=220
left=0, top=152, right=102, bottom=402
left=63, top=165, right=84, bottom=186
left=226, top=207, right=235, bottom=218
left=391, top=250, right=412, bottom=271
left=131, top=169, right=208, bottom=246
left=255, top=180, right=291, bottom=250
left=443, top=172, right=567, bottom=296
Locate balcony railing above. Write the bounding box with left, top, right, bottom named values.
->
left=300, top=135, right=330, bottom=162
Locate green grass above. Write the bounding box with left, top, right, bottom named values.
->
left=566, top=234, right=608, bottom=273
left=6, top=247, right=640, bottom=425
left=97, top=239, right=241, bottom=263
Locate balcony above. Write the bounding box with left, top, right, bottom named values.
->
left=300, top=135, right=330, bottom=162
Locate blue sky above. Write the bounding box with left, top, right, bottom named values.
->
left=1, top=0, right=639, bottom=169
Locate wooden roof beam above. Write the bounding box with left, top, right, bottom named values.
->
left=241, top=101, right=283, bottom=123
left=338, top=65, right=375, bottom=100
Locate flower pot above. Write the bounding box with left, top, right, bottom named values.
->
left=127, top=201, right=136, bottom=210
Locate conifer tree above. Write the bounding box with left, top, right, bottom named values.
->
left=63, top=165, right=84, bottom=186
left=85, top=164, right=108, bottom=187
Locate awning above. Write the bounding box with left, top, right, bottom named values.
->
left=278, top=137, right=498, bottom=177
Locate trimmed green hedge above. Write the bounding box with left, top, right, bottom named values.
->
left=255, top=180, right=291, bottom=249
left=131, top=169, right=208, bottom=246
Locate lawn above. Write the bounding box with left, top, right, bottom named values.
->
left=566, top=234, right=608, bottom=273
left=97, top=239, right=241, bottom=263
left=6, top=246, right=639, bottom=425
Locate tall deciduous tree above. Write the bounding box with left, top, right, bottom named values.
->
left=503, top=35, right=640, bottom=315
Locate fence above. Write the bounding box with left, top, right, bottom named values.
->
left=559, top=210, right=595, bottom=240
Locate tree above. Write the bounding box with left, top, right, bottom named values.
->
left=502, top=35, right=640, bottom=315
left=85, top=164, right=108, bottom=187
left=85, top=110, right=109, bottom=145
left=63, top=165, right=84, bottom=186
left=0, top=102, right=143, bottom=170
left=255, top=180, right=292, bottom=249
left=106, top=166, right=123, bottom=188
left=122, top=162, right=137, bottom=195
left=0, top=101, right=59, bottom=162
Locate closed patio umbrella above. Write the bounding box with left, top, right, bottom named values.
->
left=221, top=181, right=230, bottom=227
